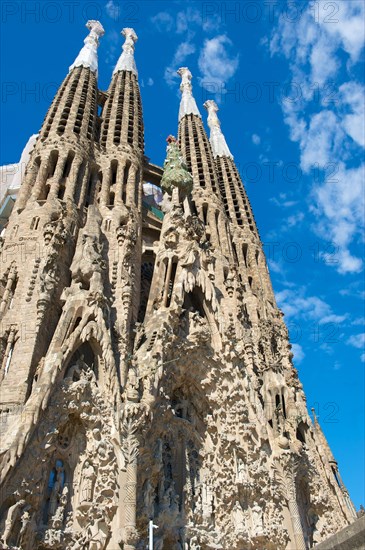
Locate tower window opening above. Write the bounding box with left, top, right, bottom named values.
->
left=166, top=260, right=178, bottom=308
left=62, top=151, right=75, bottom=179
left=242, top=244, right=248, bottom=268
left=281, top=394, right=287, bottom=419
left=296, top=422, right=306, bottom=444
left=275, top=394, right=281, bottom=409
left=48, top=150, right=59, bottom=178
left=58, top=184, right=66, bottom=200
left=138, top=254, right=156, bottom=323
left=30, top=217, right=40, bottom=230
left=135, top=169, right=140, bottom=206
left=85, top=172, right=94, bottom=207
left=202, top=204, right=208, bottom=226
left=105, top=219, right=112, bottom=231
left=111, top=160, right=118, bottom=185
left=123, top=161, right=131, bottom=203
left=4, top=345, right=13, bottom=376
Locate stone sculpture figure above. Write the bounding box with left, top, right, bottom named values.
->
left=232, top=500, right=246, bottom=533
left=51, top=486, right=69, bottom=529
left=80, top=460, right=96, bottom=503
left=1, top=499, right=27, bottom=547
left=48, top=462, right=65, bottom=521
left=251, top=501, right=264, bottom=536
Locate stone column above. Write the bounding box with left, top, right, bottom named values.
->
left=288, top=477, right=306, bottom=550
left=126, top=164, right=138, bottom=208
left=31, top=157, right=50, bottom=200
left=123, top=414, right=140, bottom=550
left=65, top=156, right=84, bottom=202
left=115, top=159, right=127, bottom=205
left=16, top=159, right=39, bottom=210
left=100, top=165, right=111, bottom=206
left=48, top=155, right=68, bottom=199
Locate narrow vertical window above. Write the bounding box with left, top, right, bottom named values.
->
left=30, top=217, right=40, bottom=230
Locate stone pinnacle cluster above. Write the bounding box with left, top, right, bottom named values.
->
left=0, top=21, right=357, bottom=550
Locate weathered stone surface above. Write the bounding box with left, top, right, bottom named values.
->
left=0, top=23, right=359, bottom=550
left=314, top=515, right=365, bottom=549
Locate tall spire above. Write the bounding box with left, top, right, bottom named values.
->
left=69, top=20, right=104, bottom=75
left=204, top=100, right=233, bottom=159
left=177, top=67, right=201, bottom=121
left=311, top=408, right=337, bottom=464
left=113, top=28, right=138, bottom=76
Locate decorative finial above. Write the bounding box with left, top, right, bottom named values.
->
left=204, top=100, right=233, bottom=159
left=177, top=67, right=201, bottom=121
left=69, top=20, right=105, bottom=75
left=113, top=28, right=138, bottom=76
left=161, top=136, right=193, bottom=198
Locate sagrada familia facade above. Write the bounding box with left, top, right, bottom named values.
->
left=0, top=21, right=358, bottom=550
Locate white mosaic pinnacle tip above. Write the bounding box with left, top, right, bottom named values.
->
left=177, top=67, right=201, bottom=121
left=204, top=100, right=233, bottom=159
left=69, top=20, right=105, bottom=75
left=113, top=28, right=138, bottom=76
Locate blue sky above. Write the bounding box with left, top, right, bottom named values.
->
left=1, top=1, right=364, bottom=507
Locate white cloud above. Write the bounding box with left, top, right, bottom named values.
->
left=270, top=194, right=298, bottom=208
left=340, top=81, right=365, bottom=147
left=198, top=35, right=239, bottom=89
left=347, top=333, right=365, bottom=349
left=105, top=0, right=120, bottom=20
left=352, top=317, right=365, bottom=326
left=276, top=287, right=346, bottom=326
left=151, top=7, right=220, bottom=34
left=151, top=11, right=174, bottom=32
left=164, top=40, right=196, bottom=87
left=361, top=353, right=365, bottom=363
left=287, top=212, right=305, bottom=228
left=269, top=2, right=365, bottom=274
left=291, top=343, right=305, bottom=364
left=176, top=8, right=203, bottom=34
left=333, top=361, right=341, bottom=371
left=105, top=29, right=119, bottom=65
left=317, top=0, right=365, bottom=63
left=141, top=78, right=154, bottom=88
left=252, top=134, right=261, bottom=145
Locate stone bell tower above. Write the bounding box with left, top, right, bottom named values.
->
left=0, top=22, right=358, bottom=550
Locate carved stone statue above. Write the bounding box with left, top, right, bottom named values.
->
left=87, top=508, right=109, bottom=550
left=251, top=501, right=264, bottom=536
left=232, top=500, right=246, bottom=533
left=50, top=486, right=69, bottom=529
left=48, top=462, right=65, bottom=521
left=236, top=457, right=247, bottom=484
left=80, top=460, right=96, bottom=503
left=1, top=499, right=27, bottom=547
